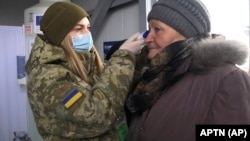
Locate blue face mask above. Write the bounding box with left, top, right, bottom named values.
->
left=72, top=32, right=93, bottom=52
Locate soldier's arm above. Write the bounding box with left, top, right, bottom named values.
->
left=39, top=49, right=135, bottom=137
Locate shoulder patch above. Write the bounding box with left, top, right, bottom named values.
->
left=62, top=89, right=83, bottom=109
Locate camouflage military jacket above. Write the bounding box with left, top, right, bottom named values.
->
left=25, top=35, right=135, bottom=141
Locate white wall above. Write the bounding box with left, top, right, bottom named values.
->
left=0, top=26, right=28, bottom=141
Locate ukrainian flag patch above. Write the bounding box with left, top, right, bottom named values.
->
left=62, top=89, right=83, bottom=109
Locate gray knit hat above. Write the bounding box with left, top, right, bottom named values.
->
left=147, top=0, right=210, bottom=38
left=40, top=2, right=89, bottom=46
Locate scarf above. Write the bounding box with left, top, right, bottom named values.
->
left=126, top=40, right=192, bottom=114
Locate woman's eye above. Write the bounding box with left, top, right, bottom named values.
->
left=154, top=27, right=160, bottom=32
left=76, top=28, right=82, bottom=31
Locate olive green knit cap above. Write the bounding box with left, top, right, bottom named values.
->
left=40, top=2, right=89, bottom=46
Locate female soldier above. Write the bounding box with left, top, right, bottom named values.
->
left=25, top=2, right=144, bottom=141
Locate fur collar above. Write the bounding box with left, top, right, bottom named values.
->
left=190, top=38, right=249, bottom=73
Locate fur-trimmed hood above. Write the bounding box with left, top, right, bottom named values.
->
left=190, top=38, right=249, bottom=72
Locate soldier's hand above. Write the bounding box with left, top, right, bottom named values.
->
left=119, top=32, right=145, bottom=54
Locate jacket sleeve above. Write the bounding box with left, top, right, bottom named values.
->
left=27, top=49, right=135, bottom=138
left=207, top=68, right=250, bottom=123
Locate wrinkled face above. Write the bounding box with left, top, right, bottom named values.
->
left=145, top=19, right=186, bottom=59
left=69, top=17, right=90, bottom=36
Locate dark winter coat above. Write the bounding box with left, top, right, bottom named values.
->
left=126, top=38, right=250, bottom=141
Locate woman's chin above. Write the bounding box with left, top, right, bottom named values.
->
left=147, top=52, right=157, bottom=60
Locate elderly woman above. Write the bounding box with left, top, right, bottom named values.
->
left=124, top=0, right=250, bottom=141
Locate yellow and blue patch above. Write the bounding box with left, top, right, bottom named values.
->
left=62, top=89, right=83, bottom=109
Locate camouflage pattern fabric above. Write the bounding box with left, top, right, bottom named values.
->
left=25, top=35, right=135, bottom=141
